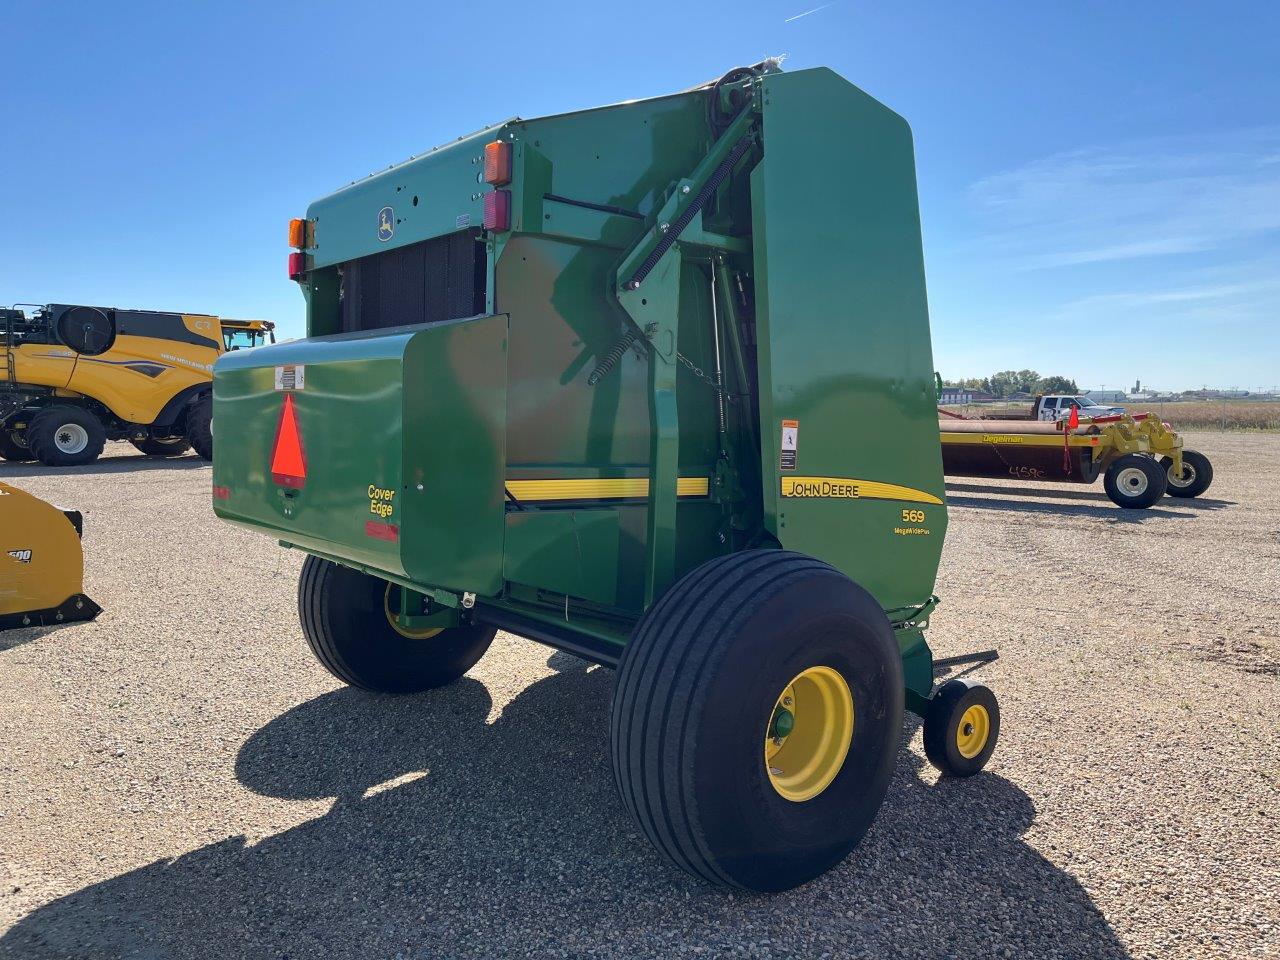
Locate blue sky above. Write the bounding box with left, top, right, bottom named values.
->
left=3, top=1, right=1277, bottom=391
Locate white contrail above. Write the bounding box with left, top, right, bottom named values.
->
left=784, top=2, right=833, bottom=22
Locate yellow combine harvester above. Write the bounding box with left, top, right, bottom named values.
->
left=0, top=481, right=101, bottom=631
left=1, top=303, right=273, bottom=466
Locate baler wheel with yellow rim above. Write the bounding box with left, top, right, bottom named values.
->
left=297, top=555, right=495, bottom=694
left=923, top=678, right=1000, bottom=777
left=610, top=549, right=903, bottom=892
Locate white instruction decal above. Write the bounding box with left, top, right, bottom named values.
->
left=274, top=365, right=305, bottom=391
left=780, top=419, right=799, bottom=471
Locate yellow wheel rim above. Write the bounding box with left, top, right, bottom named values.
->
left=383, top=583, right=443, bottom=639
left=764, top=666, right=854, bottom=803
left=955, top=704, right=990, bottom=759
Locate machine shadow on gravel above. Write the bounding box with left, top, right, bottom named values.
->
left=0, top=455, right=209, bottom=478
left=946, top=480, right=1235, bottom=511
left=946, top=493, right=1197, bottom=522
left=1, top=658, right=1131, bottom=960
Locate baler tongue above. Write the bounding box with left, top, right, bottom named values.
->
left=0, top=481, right=102, bottom=631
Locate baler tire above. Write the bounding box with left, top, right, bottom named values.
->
left=610, top=549, right=904, bottom=892
left=1103, top=454, right=1166, bottom=509
left=1161, top=450, right=1213, bottom=499
left=186, top=395, right=214, bottom=461
left=0, top=430, right=35, bottom=462
left=26, top=405, right=106, bottom=467
left=297, top=555, right=495, bottom=694
left=132, top=436, right=192, bottom=457
left=923, top=679, right=1000, bottom=777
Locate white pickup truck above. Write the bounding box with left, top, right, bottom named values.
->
left=1033, top=395, right=1126, bottom=422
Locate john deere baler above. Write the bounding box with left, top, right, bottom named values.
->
left=213, top=62, right=1000, bottom=891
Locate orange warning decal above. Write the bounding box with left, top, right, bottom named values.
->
left=271, top=393, right=307, bottom=488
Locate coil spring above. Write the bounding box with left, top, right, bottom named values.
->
left=587, top=327, right=641, bottom=385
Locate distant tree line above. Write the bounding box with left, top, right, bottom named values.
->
left=942, top=370, right=1080, bottom=398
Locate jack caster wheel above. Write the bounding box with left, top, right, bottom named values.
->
left=1160, top=449, right=1213, bottom=499
left=924, top=678, right=999, bottom=777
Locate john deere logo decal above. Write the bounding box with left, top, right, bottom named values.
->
left=377, top=206, right=395, bottom=242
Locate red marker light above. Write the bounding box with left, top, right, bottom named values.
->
left=484, top=189, right=511, bottom=231
left=288, top=252, right=307, bottom=280
left=270, top=393, right=307, bottom=488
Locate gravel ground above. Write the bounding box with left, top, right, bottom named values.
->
left=1, top=432, right=1277, bottom=959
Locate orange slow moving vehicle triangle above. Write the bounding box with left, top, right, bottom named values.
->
left=270, top=393, right=307, bottom=488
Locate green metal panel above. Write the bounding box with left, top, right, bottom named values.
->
left=750, top=68, right=947, bottom=611
left=503, top=510, right=619, bottom=604
left=305, top=122, right=508, bottom=270
left=213, top=314, right=508, bottom=595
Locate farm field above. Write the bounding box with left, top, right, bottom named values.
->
left=1, top=432, right=1277, bottom=959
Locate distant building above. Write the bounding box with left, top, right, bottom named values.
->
left=1085, top=390, right=1126, bottom=403
left=939, top=387, right=996, bottom=404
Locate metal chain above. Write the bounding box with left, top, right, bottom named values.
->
left=676, top=350, right=739, bottom=402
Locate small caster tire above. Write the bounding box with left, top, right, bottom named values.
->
left=1103, top=453, right=1166, bottom=509
left=1160, top=449, right=1213, bottom=499
left=923, top=678, right=999, bottom=777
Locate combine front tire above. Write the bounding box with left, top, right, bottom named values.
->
left=0, top=430, right=35, bottom=462
left=26, top=405, right=106, bottom=467
left=1103, top=454, right=1166, bottom=509
left=186, top=395, right=214, bottom=461
left=297, top=555, right=496, bottom=694
left=923, top=678, right=999, bottom=777
left=132, top=436, right=192, bottom=457
left=1161, top=450, right=1213, bottom=499
left=610, top=550, right=903, bottom=892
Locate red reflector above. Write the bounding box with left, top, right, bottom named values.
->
left=270, top=393, right=307, bottom=488
left=365, top=520, right=399, bottom=542
left=483, top=141, right=512, bottom=186
left=484, top=190, right=511, bottom=231
left=212, top=485, right=231, bottom=500
left=288, top=252, right=307, bottom=279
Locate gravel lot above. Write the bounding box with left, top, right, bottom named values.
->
left=2, top=432, right=1277, bottom=959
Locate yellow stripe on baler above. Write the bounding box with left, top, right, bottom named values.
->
left=506, top=477, right=711, bottom=502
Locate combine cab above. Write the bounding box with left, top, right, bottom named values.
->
left=1, top=304, right=274, bottom=466
left=214, top=62, right=1000, bottom=891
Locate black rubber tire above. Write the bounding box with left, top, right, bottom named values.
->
left=25, top=405, right=106, bottom=467
left=186, top=395, right=213, bottom=461
left=923, top=678, right=1000, bottom=777
left=1161, top=449, right=1213, bottom=499
left=131, top=436, right=192, bottom=457
left=1103, top=453, right=1167, bottom=509
left=0, top=430, right=35, bottom=462
left=297, top=555, right=496, bottom=694
left=610, top=549, right=904, bottom=892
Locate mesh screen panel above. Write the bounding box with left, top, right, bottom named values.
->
left=340, top=230, right=485, bottom=332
